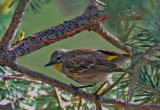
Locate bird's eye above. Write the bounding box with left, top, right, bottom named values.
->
left=57, top=56, right=61, bottom=61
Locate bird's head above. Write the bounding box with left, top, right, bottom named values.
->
left=44, top=49, right=69, bottom=67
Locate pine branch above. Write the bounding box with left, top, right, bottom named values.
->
left=10, top=10, right=106, bottom=58
left=0, top=0, right=31, bottom=49
left=138, top=81, right=160, bottom=98
left=100, top=72, right=127, bottom=96
left=126, top=43, right=160, bottom=101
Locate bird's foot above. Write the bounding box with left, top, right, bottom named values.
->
left=92, top=92, right=100, bottom=100
left=70, top=84, right=94, bottom=96
left=70, top=84, right=80, bottom=96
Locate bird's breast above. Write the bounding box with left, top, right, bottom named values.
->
left=66, top=72, right=109, bottom=86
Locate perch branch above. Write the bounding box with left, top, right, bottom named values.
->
left=0, top=0, right=31, bottom=49
left=10, top=62, right=98, bottom=102
left=7, top=63, right=160, bottom=110
left=95, top=100, right=102, bottom=110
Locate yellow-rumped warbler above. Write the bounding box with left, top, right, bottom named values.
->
left=44, top=48, right=130, bottom=88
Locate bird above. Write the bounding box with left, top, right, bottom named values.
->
left=44, top=48, right=130, bottom=93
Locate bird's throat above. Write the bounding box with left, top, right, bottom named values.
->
left=53, top=64, right=62, bottom=71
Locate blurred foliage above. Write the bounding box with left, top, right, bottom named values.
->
left=0, top=0, right=51, bottom=40
left=0, top=0, right=160, bottom=109
left=28, top=0, right=51, bottom=14
left=103, top=0, right=160, bottom=43
left=135, top=65, right=160, bottom=103
left=0, top=0, right=17, bottom=40
left=112, top=64, right=160, bottom=104
left=0, top=68, right=94, bottom=109
left=126, top=20, right=160, bottom=52
left=53, top=0, right=88, bottom=16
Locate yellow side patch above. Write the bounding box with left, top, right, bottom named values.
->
left=68, top=73, right=79, bottom=78
left=107, top=55, right=119, bottom=61
left=73, top=73, right=79, bottom=77
left=53, top=64, right=62, bottom=71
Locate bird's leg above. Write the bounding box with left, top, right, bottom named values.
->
left=93, top=81, right=108, bottom=100
left=70, top=84, right=95, bottom=96
left=94, top=81, right=107, bottom=94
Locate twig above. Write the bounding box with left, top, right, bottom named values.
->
left=89, top=0, right=107, bottom=7
left=126, top=61, right=142, bottom=101
left=128, top=15, right=142, bottom=21
left=102, top=97, right=160, bottom=110
left=91, top=23, right=132, bottom=54
left=8, top=73, right=25, bottom=77
left=145, top=43, right=160, bottom=56
left=53, top=86, right=83, bottom=109
left=100, top=72, right=127, bottom=96
left=78, top=97, right=84, bottom=110
left=138, top=81, right=160, bottom=98
left=1, top=75, right=44, bottom=84
left=53, top=86, right=64, bottom=108
left=118, top=13, right=142, bottom=21
left=0, top=0, right=31, bottom=49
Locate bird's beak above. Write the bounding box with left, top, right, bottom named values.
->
left=44, top=62, right=54, bottom=67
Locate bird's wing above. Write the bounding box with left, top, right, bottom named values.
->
left=97, top=50, right=122, bottom=56
left=64, top=55, right=120, bottom=74
left=87, top=59, right=123, bottom=73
